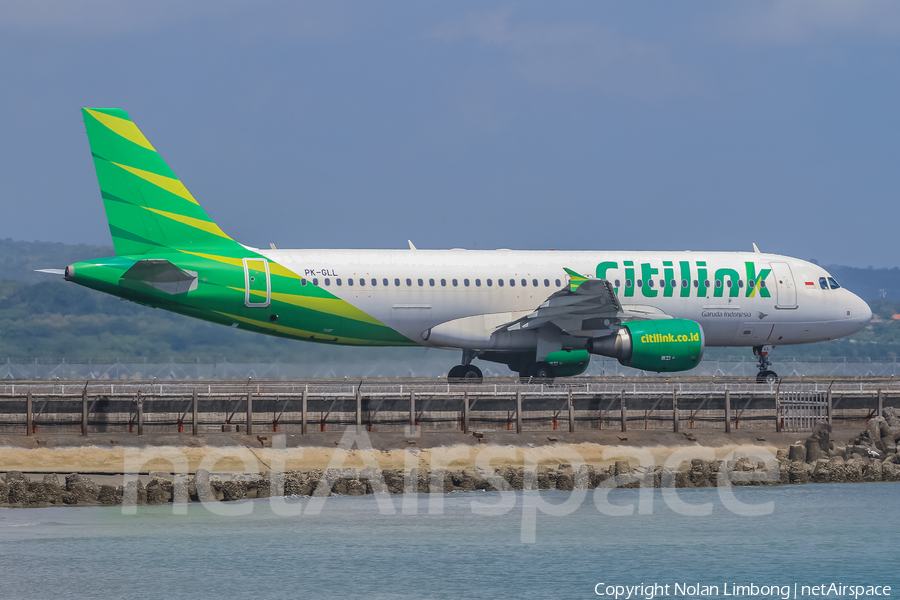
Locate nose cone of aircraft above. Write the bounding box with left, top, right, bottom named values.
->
left=851, top=293, right=872, bottom=333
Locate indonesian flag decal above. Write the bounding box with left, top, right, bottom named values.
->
left=805, top=281, right=816, bottom=287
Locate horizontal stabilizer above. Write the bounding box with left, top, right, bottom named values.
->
left=120, top=259, right=198, bottom=295
left=35, top=268, right=65, bottom=275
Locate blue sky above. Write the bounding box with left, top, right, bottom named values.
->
left=2, top=1, right=899, bottom=267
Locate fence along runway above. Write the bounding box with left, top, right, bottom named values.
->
left=0, top=377, right=896, bottom=435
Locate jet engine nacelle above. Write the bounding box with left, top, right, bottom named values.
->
left=586, top=319, right=705, bottom=373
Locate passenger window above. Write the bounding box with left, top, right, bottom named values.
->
left=498, top=279, right=504, bottom=287
left=441, top=279, right=446, bottom=286
left=372, top=278, right=377, bottom=287
left=760, top=281, right=766, bottom=289
left=487, top=279, right=493, bottom=287
left=301, top=278, right=307, bottom=286
left=637, top=279, right=643, bottom=288
left=715, top=280, right=722, bottom=288
left=509, top=279, right=515, bottom=287
left=828, top=277, right=841, bottom=289
left=704, top=280, right=710, bottom=288
left=544, top=279, right=550, bottom=287
left=555, top=279, right=561, bottom=287
left=406, top=278, right=412, bottom=286
left=532, top=279, right=538, bottom=287
left=748, top=279, right=755, bottom=289
left=615, top=279, right=621, bottom=287
left=738, top=280, right=744, bottom=288
left=416, top=278, right=422, bottom=286
left=625, top=279, right=632, bottom=287
left=464, top=279, right=469, bottom=287
left=324, top=278, right=331, bottom=286
left=394, top=278, right=400, bottom=286
left=429, top=278, right=435, bottom=286
left=382, top=278, right=388, bottom=286
left=521, top=279, right=527, bottom=287
left=348, top=278, right=353, bottom=286
left=819, top=277, right=829, bottom=290
left=475, top=279, right=481, bottom=287
left=681, top=279, right=687, bottom=288
left=726, top=280, right=732, bottom=288
left=313, top=278, right=319, bottom=286
left=337, top=279, right=343, bottom=286
left=693, top=280, right=698, bottom=288
left=660, top=279, right=665, bottom=287
left=648, top=280, right=654, bottom=288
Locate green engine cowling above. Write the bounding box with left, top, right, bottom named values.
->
left=586, top=319, right=704, bottom=373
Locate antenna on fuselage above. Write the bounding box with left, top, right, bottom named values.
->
left=408, top=240, right=417, bottom=250
left=752, top=243, right=761, bottom=253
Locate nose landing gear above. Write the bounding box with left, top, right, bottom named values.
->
left=448, top=349, right=483, bottom=382
left=753, top=345, right=778, bottom=384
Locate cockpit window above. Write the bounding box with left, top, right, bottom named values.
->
left=828, top=277, right=841, bottom=290
left=819, top=277, right=828, bottom=290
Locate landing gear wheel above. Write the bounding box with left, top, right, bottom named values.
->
left=757, top=370, right=777, bottom=384
left=529, top=361, right=554, bottom=381
left=448, top=365, right=466, bottom=379
left=449, top=364, right=483, bottom=382
left=462, top=365, right=483, bottom=382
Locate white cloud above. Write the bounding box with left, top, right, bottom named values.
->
left=714, top=0, right=900, bottom=46
left=432, top=9, right=696, bottom=100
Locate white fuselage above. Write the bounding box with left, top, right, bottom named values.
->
left=257, top=248, right=872, bottom=350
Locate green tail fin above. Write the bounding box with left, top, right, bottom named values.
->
left=82, top=108, right=235, bottom=256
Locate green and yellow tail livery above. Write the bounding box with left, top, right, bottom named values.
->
left=70, top=108, right=411, bottom=348
left=82, top=108, right=236, bottom=256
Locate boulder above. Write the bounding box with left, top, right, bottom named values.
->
left=882, top=461, right=900, bottom=482
left=381, top=469, right=405, bottom=494
left=190, top=470, right=217, bottom=502
left=812, top=459, right=830, bottom=484
left=4, top=471, right=25, bottom=483
left=97, top=485, right=119, bottom=505
left=123, top=480, right=147, bottom=505
left=28, top=480, right=63, bottom=505
left=788, top=445, right=807, bottom=463
left=0, top=479, right=8, bottom=504
left=590, top=466, right=613, bottom=489
left=145, top=476, right=173, bottom=504
left=555, top=465, right=575, bottom=491
left=862, top=459, right=881, bottom=482
left=805, top=423, right=832, bottom=462
left=66, top=474, right=99, bottom=503
left=788, top=461, right=810, bottom=485
left=689, top=459, right=712, bottom=488
left=220, top=480, right=245, bottom=502
left=7, top=479, right=31, bottom=505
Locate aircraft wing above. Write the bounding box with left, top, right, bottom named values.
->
left=498, top=268, right=668, bottom=338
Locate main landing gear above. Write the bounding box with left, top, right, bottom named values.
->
left=448, top=350, right=483, bottom=382
left=519, top=362, right=554, bottom=381
left=754, top=345, right=777, bottom=384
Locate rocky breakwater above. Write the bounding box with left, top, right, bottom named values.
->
left=2, top=410, right=899, bottom=509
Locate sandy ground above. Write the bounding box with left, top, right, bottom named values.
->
left=0, top=429, right=860, bottom=476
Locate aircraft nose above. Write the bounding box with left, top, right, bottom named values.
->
left=856, top=296, right=872, bottom=325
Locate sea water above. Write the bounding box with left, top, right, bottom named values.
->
left=0, top=483, right=897, bottom=600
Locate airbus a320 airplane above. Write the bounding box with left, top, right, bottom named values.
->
left=48, top=108, right=872, bottom=383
